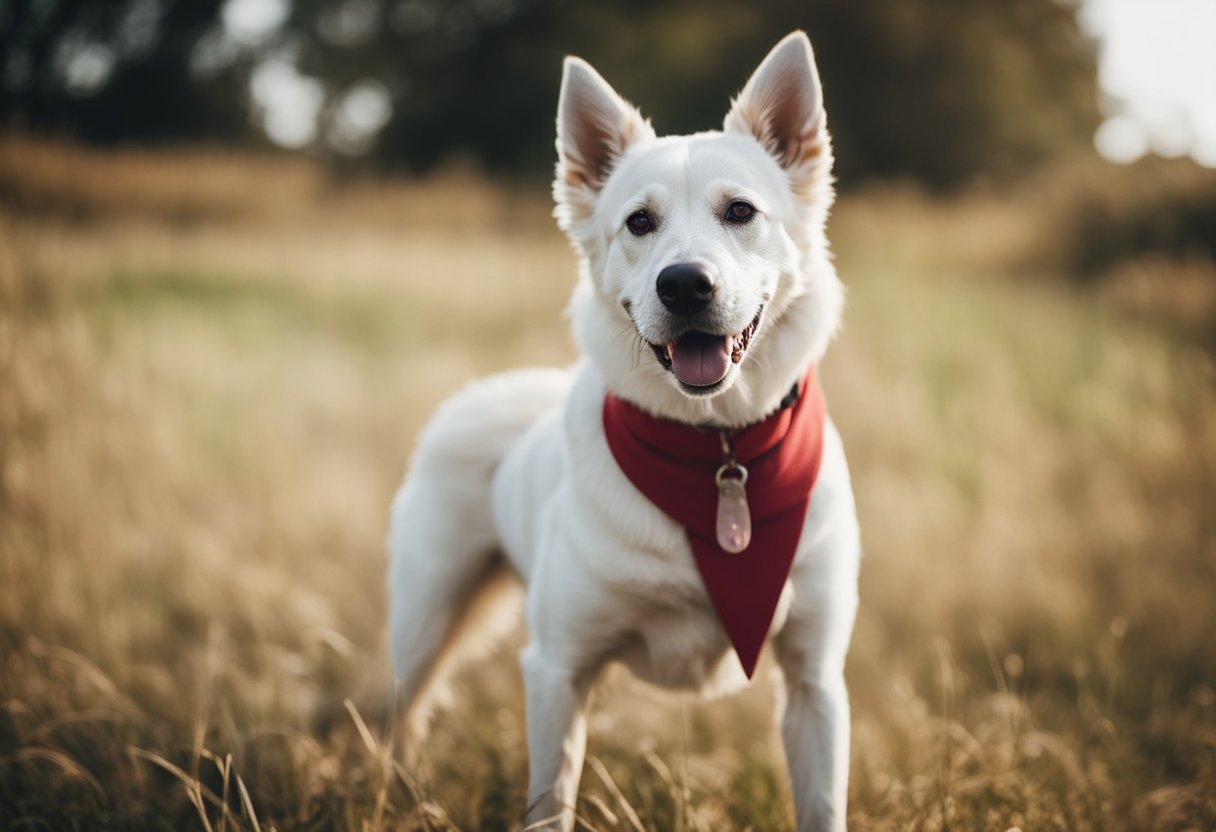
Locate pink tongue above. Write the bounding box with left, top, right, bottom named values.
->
left=670, top=332, right=731, bottom=387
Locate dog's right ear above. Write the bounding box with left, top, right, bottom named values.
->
left=554, top=57, right=654, bottom=230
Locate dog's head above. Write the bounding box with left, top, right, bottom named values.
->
left=554, top=32, right=843, bottom=427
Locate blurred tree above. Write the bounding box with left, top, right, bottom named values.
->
left=0, top=0, right=1100, bottom=189
left=0, top=0, right=251, bottom=142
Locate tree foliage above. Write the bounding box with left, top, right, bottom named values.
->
left=0, top=0, right=1100, bottom=189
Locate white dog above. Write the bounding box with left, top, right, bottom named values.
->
left=389, top=31, right=859, bottom=831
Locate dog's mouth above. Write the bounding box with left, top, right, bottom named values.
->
left=649, top=306, right=764, bottom=390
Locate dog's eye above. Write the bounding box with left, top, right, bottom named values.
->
left=724, top=201, right=756, bottom=224
left=626, top=210, right=655, bottom=236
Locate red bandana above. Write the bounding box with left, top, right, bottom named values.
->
left=602, top=368, right=827, bottom=678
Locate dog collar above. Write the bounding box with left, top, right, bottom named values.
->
left=602, top=368, right=827, bottom=678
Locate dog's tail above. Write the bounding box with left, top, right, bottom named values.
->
left=387, top=367, right=570, bottom=745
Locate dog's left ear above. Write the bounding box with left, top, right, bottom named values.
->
left=725, top=31, right=831, bottom=192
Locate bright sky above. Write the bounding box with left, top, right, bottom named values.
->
left=1080, top=0, right=1216, bottom=167
left=222, top=0, right=289, bottom=44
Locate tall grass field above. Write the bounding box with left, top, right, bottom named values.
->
left=1, top=136, right=1213, bottom=830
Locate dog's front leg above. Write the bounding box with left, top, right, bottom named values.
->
left=775, top=605, right=854, bottom=832
left=779, top=666, right=849, bottom=831
left=520, top=643, right=591, bottom=831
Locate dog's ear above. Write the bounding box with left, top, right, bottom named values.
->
left=554, top=57, right=654, bottom=228
left=724, top=31, right=831, bottom=192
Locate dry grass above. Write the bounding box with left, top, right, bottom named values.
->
left=1, top=135, right=1214, bottom=830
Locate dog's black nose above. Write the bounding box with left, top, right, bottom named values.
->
left=656, top=263, right=716, bottom=316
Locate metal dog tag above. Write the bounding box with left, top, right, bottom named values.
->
left=715, top=461, right=751, bottom=553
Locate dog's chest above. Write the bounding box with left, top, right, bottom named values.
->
left=497, top=367, right=805, bottom=694
left=565, top=454, right=795, bottom=694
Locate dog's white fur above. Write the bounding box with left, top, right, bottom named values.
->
left=389, top=32, right=859, bottom=831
